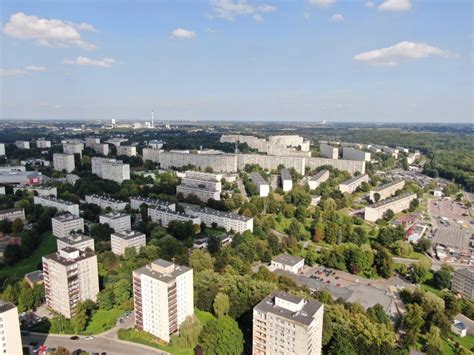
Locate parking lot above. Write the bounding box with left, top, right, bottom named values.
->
left=428, top=197, right=473, bottom=229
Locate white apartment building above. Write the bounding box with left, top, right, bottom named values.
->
left=13, top=185, right=57, bottom=197
left=338, top=174, right=369, bottom=194
left=407, top=151, right=421, bottom=165
left=133, top=259, right=194, bottom=343
left=111, top=230, right=146, bottom=255
left=177, top=171, right=222, bottom=203
left=117, top=145, right=137, bottom=157
left=271, top=254, right=305, bottom=274
left=319, top=143, right=339, bottom=159
left=148, top=207, right=200, bottom=228
left=364, top=193, right=417, bottom=222
left=253, top=291, right=324, bottom=355
left=85, top=194, right=127, bottom=211
left=130, top=196, right=176, bottom=211
left=52, top=213, right=84, bottom=238
left=0, top=143, right=5, bottom=156
left=280, top=168, right=293, bottom=192
left=0, top=301, right=22, bottom=355
left=452, top=268, right=474, bottom=301
left=36, top=139, right=51, bottom=148
left=100, top=212, right=131, bottom=232
left=34, top=196, right=80, bottom=216
left=91, top=157, right=130, bottom=183
left=308, top=170, right=330, bottom=190
left=370, top=180, right=405, bottom=202
left=53, top=153, right=75, bottom=173
left=142, top=147, right=162, bottom=163
left=183, top=206, right=253, bottom=233
left=42, top=247, right=99, bottom=319
left=382, top=146, right=399, bottom=158
left=63, top=142, right=84, bottom=157
left=251, top=172, right=269, bottom=197
left=15, top=141, right=30, bottom=149
left=0, top=208, right=25, bottom=222
left=57, top=233, right=95, bottom=252
left=342, top=147, right=371, bottom=162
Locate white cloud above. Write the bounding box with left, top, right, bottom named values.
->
left=3, top=12, right=96, bottom=49
left=170, top=28, right=197, bottom=39
left=210, top=0, right=277, bottom=21
left=0, top=65, right=47, bottom=77
left=63, top=56, right=116, bottom=68
left=378, top=0, right=412, bottom=12
left=354, top=41, right=453, bottom=66
left=309, top=0, right=335, bottom=8
left=365, top=1, right=374, bottom=8
left=330, top=14, right=344, bottom=22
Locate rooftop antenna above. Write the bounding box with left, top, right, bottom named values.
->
left=151, top=110, right=154, bottom=128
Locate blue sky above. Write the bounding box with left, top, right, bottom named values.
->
left=1, top=0, right=472, bottom=122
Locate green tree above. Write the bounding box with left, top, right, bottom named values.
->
left=11, top=218, right=24, bottom=234
left=17, top=286, right=34, bottom=312
left=328, top=332, right=357, bottom=355
left=50, top=346, right=71, bottom=355
left=213, top=292, right=230, bottom=318
left=189, top=250, right=215, bottom=272
left=402, top=303, right=424, bottom=345
left=367, top=304, right=391, bottom=325
left=374, top=247, right=394, bottom=278
left=391, top=240, right=413, bottom=257
left=170, top=315, right=202, bottom=349
left=425, top=325, right=443, bottom=355
left=431, top=267, right=452, bottom=290
left=383, top=209, right=395, bottom=221
left=199, top=316, right=244, bottom=355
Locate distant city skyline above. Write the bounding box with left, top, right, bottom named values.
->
left=1, top=0, right=472, bottom=123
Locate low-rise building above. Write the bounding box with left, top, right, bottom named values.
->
left=99, top=212, right=131, bottom=232
left=253, top=290, right=324, bottom=355
left=251, top=172, right=269, bottom=197
left=53, top=153, right=75, bottom=173
left=319, top=142, right=339, bottom=159
left=57, top=233, right=95, bottom=252
left=338, top=174, right=369, bottom=194
left=34, top=196, right=80, bottom=216
left=364, top=193, right=417, bottom=222
left=13, top=184, right=57, bottom=197
left=452, top=268, right=474, bottom=301
left=130, top=196, right=176, bottom=211
left=183, top=205, right=253, bottom=233
left=280, top=168, right=293, bottom=192
left=369, top=180, right=405, bottom=202
left=0, top=301, right=23, bottom=355
left=0, top=208, right=25, bottom=222
left=451, top=320, right=467, bottom=337
left=0, top=170, right=42, bottom=185
left=85, top=194, right=127, bottom=210
left=148, top=206, right=200, bottom=227
left=271, top=254, right=305, bottom=274
left=308, top=170, right=329, bottom=190
left=66, top=174, right=80, bottom=185
left=15, top=140, right=30, bottom=149
left=52, top=213, right=84, bottom=238
left=91, top=157, right=130, bottom=183
left=24, top=270, right=44, bottom=288
left=432, top=227, right=472, bottom=264
left=111, top=230, right=146, bottom=255
left=342, top=147, right=371, bottom=162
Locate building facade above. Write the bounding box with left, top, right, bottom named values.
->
left=364, top=193, right=417, bottom=222
left=452, top=268, right=474, bottom=301
left=369, top=180, right=405, bottom=203
left=13, top=185, right=57, bottom=197
left=177, top=171, right=222, bottom=202
left=0, top=171, right=42, bottom=185
left=57, top=233, right=95, bottom=252
left=111, top=230, right=146, bottom=255
left=117, top=145, right=137, bottom=157
left=271, top=254, right=305, bottom=274
left=338, top=174, right=369, bottom=194
left=183, top=206, right=253, bottom=233
left=342, top=147, right=371, bottom=162
left=0, top=208, right=25, bottom=222
left=308, top=170, right=329, bottom=190
left=85, top=194, right=127, bottom=211
left=53, top=153, right=75, bottom=173
left=319, top=143, right=339, bottom=159
left=147, top=207, right=200, bottom=228
left=100, top=212, right=131, bottom=232
left=251, top=172, right=270, bottom=197
left=130, top=196, right=176, bottom=211
left=36, top=139, right=52, bottom=148
left=280, top=168, right=293, bottom=192
left=0, top=301, right=22, bottom=355
left=52, top=213, right=84, bottom=238
left=34, top=196, right=80, bottom=216
left=91, top=157, right=130, bottom=183
left=63, top=142, right=84, bottom=157
left=15, top=141, right=30, bottom=149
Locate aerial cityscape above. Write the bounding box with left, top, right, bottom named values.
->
left=1, top=1, right=473, bottom=355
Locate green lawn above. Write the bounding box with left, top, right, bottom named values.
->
left=407, top=251, right=425, bottom=260
left=451, top=334, right=474, bottom=351
left=84, top=308, right=123, bottom=335
left=0, top=232, right=56, bottom=279
left=441, top=339, right=455, bottom=355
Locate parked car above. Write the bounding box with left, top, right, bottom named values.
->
left=70, top=336, right=80, bottom=340
left=85, top=336, right=94, bottom=340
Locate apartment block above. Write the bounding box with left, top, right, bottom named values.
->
left=53, top=153, right=75, bottom=173
left=133, top=259, right=193, bottom=343
left=0, top=208, right=25, bottom=222
left=251, top=172, right=270, bottom=197
left=111, top=230, right=146, bottom=255
left=159, top=151, right=238, bottom=173
left=0, top=171, right=42, bottom=185
left=91, top=157, right=130, bottom=183
left=369, top=180, right=405, bottom=202
left=15, top=141, right=30, bottom=149
left=342, top=147, right=371, bottom=162
left=13, top=185, right=57, bottom=197
left=452, top=268, right=474, bottom=301
left=183, top=206, right=253, bottom=233
left=177, top=171, right=222, bottom=203
left=142, top=147, right=162, bottom=163
left=85, top=194, right=127, bottom=211
left=238, top=154, right=306, bottom=175
left=147, top=206, right=200, bottom=228
left=52, top=213, right=84, bottom=238
left=99, top=212, right=131, bottom=232
left=117, top=145, right=137, bottom=157
left=130, top=196, right=176, bottom=211
left=63, top=142, right=84, bottom=157
left=382, top=146, right=399, bottom=158
left=364, top=193, right=417, bottom=222
left=319, top=143, right=339, bottom=159
left=407, top=151, right=421, bottom=165
left=253, top=291, right=324, bottom=355
left=308, top=170, right=329, bottom=190
left=34, top=196, right=80, bottom=216
left=57, top=233, right=95, bottom=252
left=36, top=139, right=51, bottom=148
left=0, top=143, right=5, bottom=156
left=0, top=301, right=22, bottom=355
left=42, top=247, right=99, bottom=318
left=306, top=157, right=365, bottom=175
left=280, top=168, right=293, bottom=192
left=338, top=174, right=369, bottom=194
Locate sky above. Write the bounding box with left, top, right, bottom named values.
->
left=0, top=0, right=473, bottom=123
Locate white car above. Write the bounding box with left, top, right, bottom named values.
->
left=85, top=336, right=94, bottom=340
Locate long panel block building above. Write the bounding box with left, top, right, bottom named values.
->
left=183, top=205, right=253, bottom=233
left=369, top=180, right=405, bottom=202
left=91, top=157, right=130, bottom=183
left=176, top=171, right=222, bottom=202
left=364, top=193, right=417, bottom=222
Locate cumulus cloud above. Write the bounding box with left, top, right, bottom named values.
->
left=210, top=0, right=277, bottom=21
left=170, top=28, right=197, bottom=39
left=365, top=1, right=374, bottom=8
left=354, top=41, right=453, bottom=66
left=63, top=56, right=116, bottom=68
left=330, top=14, right=344, bottom=22
left=309, top=0, right=335, bottom=8
left=0, top=65, right=46, bottom=77
left=378, top=0, right=412, bottom=12
left=3, top=12, right=96, bottom=49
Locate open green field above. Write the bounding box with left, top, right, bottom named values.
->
left=0, top=232, right=55, bottom=279
left=84, top=308, right=123, bottom=334
left=451, top=334, right=474, bottom=351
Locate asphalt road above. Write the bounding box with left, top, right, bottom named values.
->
left=23, top=332, right=167, bottom=355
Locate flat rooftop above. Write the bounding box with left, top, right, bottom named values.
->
left=311, top=170, right=329, bottom=181
left=454, top=268, right=474, bottom=281
left=86, top=194, right=126, bottom=203
left=185, top=205, right=252, bottom=222
left=272, top=253, right=304, bottom=266
left=131, top=196, right=175, bottom=206
left=280, top=168, right=292, bottom=181
left=340, top=174, right=367, bottom=186
left=112, top=230, right=145, bottom=240
left=372, top=179, right=404, bottom=192
left=251, top=172, right=268, bottom=186
left=433, top=227, right=472, bottom=251
left=53, top=213, right=82, bottom=222
left=134, top=259, right=191, bottom=283
left=101, top=211, right=129, bottom=219
left=35, top=196, right=76, bottom=205
left=43, top=247, right=95, bottom=266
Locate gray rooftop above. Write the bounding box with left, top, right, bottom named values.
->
left=341, top=174, right=368, bottom=186
left=185, top=205, right=252, bottom=222
left=58, top=233, right=93, bottom=245
left=251, top=172, right=268, bottom=186
left=432, top=227, right=472, bottom=251
left=131, top=196, right=175, bottom=206
left=101, top=211, right=129, bottom=219
left=43, top=247, right=95, bottom=266
left=24, top=270, right=44, bottom=283
left=134, top=259, right=192, bottom=283
left=454, top=268, right=474, bottom=280
left=369, top=192, right=416, bottom=208
left=53, top=213, right=82, bottom=222
left=311, top=170, right=329, bottom=181
left=272, top=254, right=304, bottom=266
left=280, top=168, right=292, bottom=181
left=112, top=230, right=145, bottom=240
left=372, top=179, right=404, bottom=192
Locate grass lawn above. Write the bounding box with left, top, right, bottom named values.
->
left=275, top=216, right=292, bottom=233
left=451, top=334, right=474, bottom=351
left=408, top=251, right=425, bottom=260
left=441, top=339, right=455, bottom=355
left=0, top=232, right=55, bottom=279
left=84, top=308, right=123, bottom=335
left=195, top=309, right=214, bottom=326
